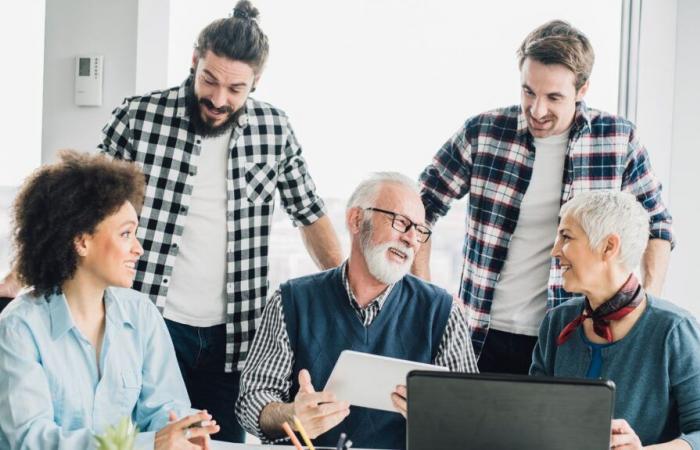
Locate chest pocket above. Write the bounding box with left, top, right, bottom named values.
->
left=118, top=369, right=143, bottom=416
left=244, top=162, right=277, bottom=204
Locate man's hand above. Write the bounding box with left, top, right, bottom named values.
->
left=610, top=419, right=642, bottom=449
left=293, top=369, right=350, bottom=438
left=391, top=384, right=407, bottom=418
left=0, top=271, right=21, bottom=299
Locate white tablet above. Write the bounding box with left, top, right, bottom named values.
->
left=322, top=350, right=448, bottom=413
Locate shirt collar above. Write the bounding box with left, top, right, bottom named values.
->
left=341, top=260, right=394, bottom=310
left=47, top=291, right=74, bottom=340
left=104, top=288, right=135, bottom=330
left=174, top=78, right=190, bottom=119
left=48, top=288, right=134, bottom=340
left=516, top=101, right=592, bottom=138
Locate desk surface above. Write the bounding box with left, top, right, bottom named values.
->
left=211, top=441, right=373, bottom=450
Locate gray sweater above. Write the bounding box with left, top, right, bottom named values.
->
left=531, top=295, right=700, bottom=448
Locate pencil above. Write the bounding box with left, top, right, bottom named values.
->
left=282, top=421, right=304, bottom=450
left=293, top=415, right=316, bottom=450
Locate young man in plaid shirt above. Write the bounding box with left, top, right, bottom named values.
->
left=97, top=1, right=343, bottom=442
left=415, top=20, right=674, bottom=375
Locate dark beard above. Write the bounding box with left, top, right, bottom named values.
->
left=184, top=77, right=241, bottom=138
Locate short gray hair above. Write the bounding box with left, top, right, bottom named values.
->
left=559, top=190, right=649, bottom=270
left=347, top=172, right=420, bottom=209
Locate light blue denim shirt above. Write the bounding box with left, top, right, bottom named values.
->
left=0, top=287, right=192, bottom=450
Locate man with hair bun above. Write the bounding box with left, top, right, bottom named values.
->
left=416, top=20, right=674, bottom=376
left=26, top=0, right=339, bottom=443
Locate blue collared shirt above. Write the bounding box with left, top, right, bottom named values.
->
left=0, top=287, right=192, bottom=450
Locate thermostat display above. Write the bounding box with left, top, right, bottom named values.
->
left=75, top=55, right=103, bottom=106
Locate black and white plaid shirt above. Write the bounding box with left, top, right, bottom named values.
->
left=99, top=78, right=326, bottom=372
left=235, top=262, right=478, bottom=440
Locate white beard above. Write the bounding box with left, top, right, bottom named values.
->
left=362, top=240, right=415, bottom=285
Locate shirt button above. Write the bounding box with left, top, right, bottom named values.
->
left=171, top=243, right=179, bottom=254
left=163, top=278, right=169, bottom=284
left=180, top=205, right=187, bottom=213
left=189, top=168, right=197, bottom=176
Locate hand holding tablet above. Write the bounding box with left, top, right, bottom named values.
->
left=323, top=350, right=448, bottom=413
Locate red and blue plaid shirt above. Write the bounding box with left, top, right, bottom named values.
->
left=419, top=102, right=674, bottom=357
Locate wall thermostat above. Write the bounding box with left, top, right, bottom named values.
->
left=74, top=55, right=103, bottom=106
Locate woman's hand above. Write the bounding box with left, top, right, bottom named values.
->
left=154, top=410, right=219, bottom=450
left=610, top=419, right=642, bottom=449
left=391, top=384, right=407, bottom=419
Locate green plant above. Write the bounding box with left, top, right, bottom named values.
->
left=94, top=416, right=138, bottom=450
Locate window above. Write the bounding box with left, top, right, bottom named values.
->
left=169, top=0, right=622, bottom=293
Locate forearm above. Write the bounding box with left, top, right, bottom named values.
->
left=641, top=239, right=671, bottom=296
left=0, top=269, right=22, bottom=298
left=411, top=239, right=432, bottom=281
left=259, top=402, right=296, bottom=440
left=300, top=215, right=343, bottom=270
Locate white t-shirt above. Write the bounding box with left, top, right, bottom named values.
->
left=489, top=130, right=569, bottom=336
left=163, top=132, right=229, bottom=327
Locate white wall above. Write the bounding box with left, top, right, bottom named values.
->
left=136, top=0, right=170, bottom=94
left=665, top=0, right=700, bottom=317
left=41, top=0, right=138, bottom=163
left=0, top=1, right=45, bottom=187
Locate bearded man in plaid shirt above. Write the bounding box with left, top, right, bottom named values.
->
left=415, top=20, right=674, bottom=376
left=96, top=1, right=343, bottom=442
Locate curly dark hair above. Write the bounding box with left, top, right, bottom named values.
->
left=12, top=150, right=146, bottom=295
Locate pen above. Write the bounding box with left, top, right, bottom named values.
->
left=293, top=415, right=316, bottom=450
left=335, top=432, right=347, bottom=450
left=281, top=421, right=304, bottom=450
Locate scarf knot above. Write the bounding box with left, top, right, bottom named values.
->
left=556, top=274, right=644, bottom=346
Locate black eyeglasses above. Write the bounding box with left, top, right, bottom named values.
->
left=364, top=207, right=432, bottom=243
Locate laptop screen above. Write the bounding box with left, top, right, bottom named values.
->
left=407, top=371, right=614, bottom=450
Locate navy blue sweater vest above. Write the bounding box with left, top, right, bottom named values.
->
left=280, top=266, right=452, bottom=449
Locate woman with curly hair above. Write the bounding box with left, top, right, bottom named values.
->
left=0, top=151, right=219, bottom=449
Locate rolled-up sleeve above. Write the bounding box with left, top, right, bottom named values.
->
left=235, top=291, right=294, bottom=441
left=622, top=128, right=674, bottom=248
left=133, top=300, right=193, bottom=433
left=0, top=318, right=96, bottom=449
left=276, top=119, right=326, bottom=227
left=418, top=122, right=473, bottom=225
left=97, top=98, right=134, bottom=160
left=669, top=318, right=700, bottom=448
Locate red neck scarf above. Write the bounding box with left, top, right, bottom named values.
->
left=556, top=274, right=645, bottom=346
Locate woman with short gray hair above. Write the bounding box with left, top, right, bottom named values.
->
left=531, top=190, right=700, bottom=449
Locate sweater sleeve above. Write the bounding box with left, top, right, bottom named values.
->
left=668, top=317, right=700, bottom=448
left=529, top=310, right=555, bottom=376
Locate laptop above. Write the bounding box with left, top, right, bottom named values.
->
left=407, top=371, right=615, bottom=450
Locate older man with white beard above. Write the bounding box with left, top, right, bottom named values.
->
left=235, top=172, right=477, bottom=450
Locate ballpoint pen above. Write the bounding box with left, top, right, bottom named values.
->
left=335, top=432, right=347, bottom=450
